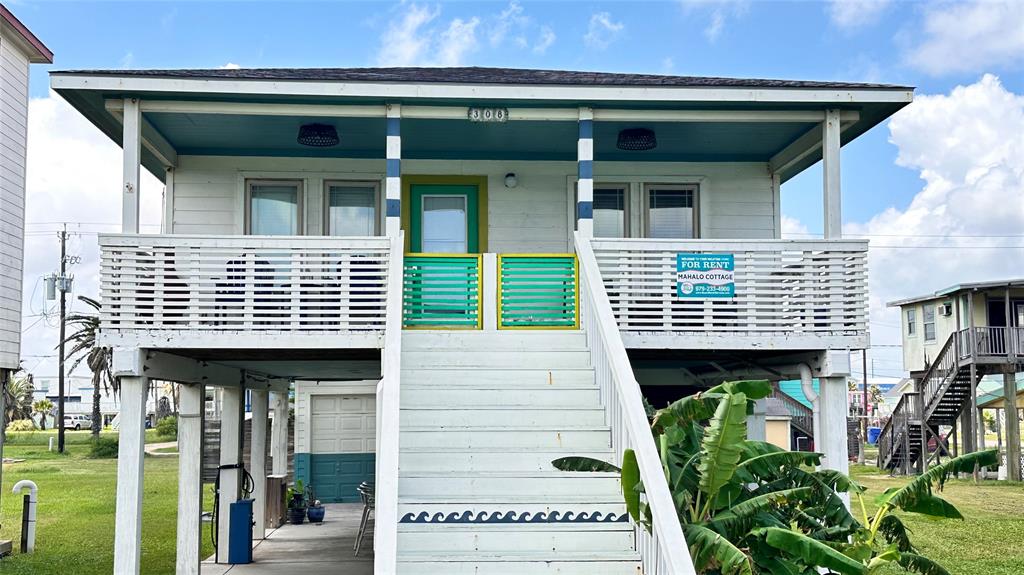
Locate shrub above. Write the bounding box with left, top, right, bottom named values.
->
left=6, top=419, right=37, bottom=432
left=155, top=415, right=178, bottom=440
left=88, top=436, right=119, bottom=458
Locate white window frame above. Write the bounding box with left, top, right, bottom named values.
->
left=922, top=303, right=936, bottom=342
left=323, top=180, right=382, bottom=236
left=245, top=178, right=304, bottom=236
left=642, top=183, right=700, bottom=239
left=906, top=308, right=916, bottom=336
left=574, top=182, right=631, bottom=237
left=420, top=193, right=469, bottom=254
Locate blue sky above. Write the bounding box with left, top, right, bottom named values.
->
left=12, top=1, right=1024, bottom=380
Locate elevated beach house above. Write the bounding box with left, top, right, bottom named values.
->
left=883, top=280, right=1023, bottom=480
left=0, top=7, right=52, bottom=392
left=51, top=67, right=912, bottom=574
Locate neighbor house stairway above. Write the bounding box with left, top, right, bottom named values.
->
left=395, top=330, right=641, bottom=574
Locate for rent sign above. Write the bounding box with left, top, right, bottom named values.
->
left=676, top=253, right=735, bottom=298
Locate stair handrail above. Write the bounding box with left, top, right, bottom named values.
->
left=877, top=392, right=919, bottom=470
left=374, top=231, right=404, bottom=574
left=918, top=330, right=961, bottom=420
left=769, top=384, right=814, bottom=438
left=575, top=232, right=696, bottom=575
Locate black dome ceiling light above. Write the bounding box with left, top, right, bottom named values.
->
left=616, top=128, right=657, bottom=151
left=297, top=123, right=340, bottom=147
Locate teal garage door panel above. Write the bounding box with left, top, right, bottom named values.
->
left=309, top=453, right=376, bottom=503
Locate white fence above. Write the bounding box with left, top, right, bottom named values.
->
left=576, top=233, right=697, bottom=575
left=591, top=238, right=868, bottom=344
left=98, top=234, right=391, bottom=334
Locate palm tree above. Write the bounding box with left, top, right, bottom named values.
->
left=2, top=371, right=34, bottom=441
left=33, top=398, right=54, bottom=430
left=63, top=296, right=116, bottom=436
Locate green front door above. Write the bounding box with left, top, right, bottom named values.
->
left=409, top=184, right=480, bottom=253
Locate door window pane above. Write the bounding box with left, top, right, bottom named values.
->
left=593, top=187, right=627, bottom=238
left=250, top=182, right=299, bottom=235
left=327, top=184, right=377, bottom=236
left=422, top=195, right=467, bottom=253
left=647, top=187, right=695, bottom=238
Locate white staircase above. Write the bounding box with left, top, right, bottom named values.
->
left=396, top=330, right=641, bottom=574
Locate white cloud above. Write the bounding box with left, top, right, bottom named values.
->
left=584, top=12, right=624, bottom=50
left=119, top=51, right=134, bottom=69
left=679, top=0, right=749, bottom=43
left=905, top=1, right=1024, bottom=75
left=220, top=62, right=242, bottom=70
left=437, top=17, right=480, bottom=66
left=20, top=92, right=162, bottom=377
left=377, top=3, right=441, bottom=66
left=780, top=215, right=811, bottom=239
left=828, top=0, right=891, bottom=30
left=490, top=1, right=525, bottom=47
left=787, top=75, right=1024, bottom=369
left=533, top=26, right=556, bottom=54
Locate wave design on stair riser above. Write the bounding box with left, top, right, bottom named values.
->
left=400, top=510, right=628, bottom=524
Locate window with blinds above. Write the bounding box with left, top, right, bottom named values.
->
left=247, top=180, right=302, bottom=235
left=645, top=185, right=697, bottom=238
left=326, top=182, right=379, bottom=236
left=574, top=184, right=628, bottom=238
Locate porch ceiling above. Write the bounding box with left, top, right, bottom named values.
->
left=143, top=111, right=813, bottom=163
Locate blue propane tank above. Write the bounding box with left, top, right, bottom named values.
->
left=228, top=498, right=255, bottom=564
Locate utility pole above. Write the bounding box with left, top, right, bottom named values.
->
left=57, top=225, right=68, bottom=454
left=859, top=349, right=869, bottom=464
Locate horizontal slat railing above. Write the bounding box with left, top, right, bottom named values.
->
left=576, top=233, right=696, bottom=575
left=498, top=254, right=578, bottom=329
left=402, top=254, right=482, bottom=329
left=590, top=238, right=868, bottom=337
left=99, top=234, right=389, bottom=333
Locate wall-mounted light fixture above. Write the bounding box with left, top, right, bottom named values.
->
left=504, top=173, right=518, bottom=188
left=297, top=123, right=340, bottom=147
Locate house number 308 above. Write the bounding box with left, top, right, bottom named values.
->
left=468, top=108, right=508, bottom=122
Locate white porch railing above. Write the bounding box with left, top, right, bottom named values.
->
left=98, top=234, right=390, bottom=333
left=591, top=238, right=868, bottom=347
left=576, top=233, right=697, bottom=575
left=374, top=232, right=404, bottom=574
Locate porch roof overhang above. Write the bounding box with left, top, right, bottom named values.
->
left=887, top=278, right=1024, bottom=308
left=50, top=66, right=913, bottom=184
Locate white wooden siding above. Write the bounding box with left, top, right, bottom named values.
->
left=169, top=156, right=778, bottom=251
left=0, top=31, right=31, bottom=370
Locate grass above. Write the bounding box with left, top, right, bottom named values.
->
left=2, top=428, right=164, bottom=447
left=850, top=464, right=1024, bottom=575
left=1, top=441, right=212, bottom=574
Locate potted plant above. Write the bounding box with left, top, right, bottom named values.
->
left=286, top=480, right=307, bottom=525
left=307, top=498, right=326, bottom=523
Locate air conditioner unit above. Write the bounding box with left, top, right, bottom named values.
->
left=937, top=303, right=953, bottom=317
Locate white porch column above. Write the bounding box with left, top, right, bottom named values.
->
left=270, top=390, right=289, bottom=477
left=385, top=104, right=402, bottom=238
left=747, top=398, right=767, bottom=442
left=122, top=97, right=141, bottom=234
left=250, top=389, right=269, bottom=539
left=1005, top=371, right=1022, bottom=482
left=822, top=108, right=841, bottom=239
left=482, top=253, right=498, bottom=330
left=217, top=386, right=244, bottom=563
left=113, top=376, right=148, bottom=574
left=576, top=107, right=594, bottom=238
left=175, top=383, right=204, bottom=575
left=818, top=375, right=850, bottom=478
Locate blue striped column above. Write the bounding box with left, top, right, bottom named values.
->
left=577, top=107, right=594, bottom=238
left=385, top=104, right=402, bottom=238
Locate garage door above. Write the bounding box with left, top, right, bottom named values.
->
left=309, top=394, right=375, bottom=503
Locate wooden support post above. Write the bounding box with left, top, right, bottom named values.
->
left=482, top=253, right=498, bottom=330
left=250, top=389, right=269, bottom=540
left=385, top=104, right=401, bottom=238
left=113, top=376, right=148, bottom=574
left=967, top=362, right=978, bottom=455
left=270, top=390, right=289, bottom=477
left=576, top=107, right=594, bottom=239
left=175, top=383, right=204, bottom=575
left=1005, top=370, right=1021, bottom=481
left=822, top=108, right=842, bottom=239
left=122, top=97, right=141, bottom=234
left=748, top=398, right=767, bottom=441
left=217, top=386, right=244, bottom=563
left=819, top=377, right=850, bottom=478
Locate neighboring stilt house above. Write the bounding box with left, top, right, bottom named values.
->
left=886, top=280, right=1024, bottom=478
left=51, top=67, right=912, bottom=574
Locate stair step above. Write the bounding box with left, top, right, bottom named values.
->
left=401, top=368, right=595, bottom=387
left=402, top=350, right=592, bottom=369
left=402, top=387, right=601, bottom=408
left=401, top=428, right=612, bottom=450
left=397, top=553, right=641, bottom=575
left=400, top=408, right=607, bottom=428
left=396, top=526, right=635, bottom=554
left=403, top=330, right=588, bottom=350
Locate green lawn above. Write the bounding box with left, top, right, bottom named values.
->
left=3, top=428, right=166, bottom=447
left=1, top=440, right=212, bottom=574
left=850, top=464, right=1024, bottom=575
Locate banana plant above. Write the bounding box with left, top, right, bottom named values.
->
left=554, top=380, right=995, bottom=575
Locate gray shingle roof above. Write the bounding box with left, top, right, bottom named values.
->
left=52, top=66, right=912, bottom=90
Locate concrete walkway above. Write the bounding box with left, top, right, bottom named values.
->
left=144, top=440, right=177, bottom=456
left=201, top=503, right=373, bottom=574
